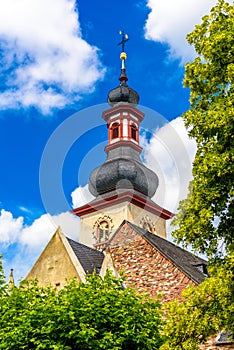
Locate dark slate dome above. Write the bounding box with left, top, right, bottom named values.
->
left=89, top=156, right=158, bottom=198
left=108, top=69, right=139, bottom=107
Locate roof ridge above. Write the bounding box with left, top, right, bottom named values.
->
left=126, top=221, right=207, bottom=284
left=127, top=221, right=207, bottom=263
left=66, top=236, right=104, bottom=256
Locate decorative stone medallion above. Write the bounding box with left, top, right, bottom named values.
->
left=93, top=214, right=114, bottom=243
left=139, top=215, right=156, bottom=233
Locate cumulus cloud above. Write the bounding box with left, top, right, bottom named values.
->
left=21, top=211, right=80, bottom=248
left=142, top=117, right=197, bottom=213
left=0, top=0, right=105, bottom=113
left=71, top=184, right=94, bottom=209
left=144, top=0, right=218, bottom=62
left=0, top=209, right=23, bottom=246
left=0, top=208, right=80, bottom=282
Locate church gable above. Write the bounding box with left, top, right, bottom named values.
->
left=107, top=221, right=207, bottom=302
left=107, top=220, right=140, bottom=248
left=26, top=228, right=87, bottom=288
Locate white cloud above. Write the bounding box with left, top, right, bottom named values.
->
left=142, top=117, right=197, bottom=213
left=0, top=208, right=80, bottom=282
left=71, top=184, right=94, bottom=209
left=0, top=0, right=105, bottom=113
left=20, top=213, right=57, bottom=249
left=49, top=211, right=80, bottom=242
left=20, top=212, right=80, bottom=249
left=144, top=0, right=218, bottom=62
left=0, top=209, right=23, bottom=245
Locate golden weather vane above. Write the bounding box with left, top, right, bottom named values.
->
left=118, top=30, right=129, bottom=52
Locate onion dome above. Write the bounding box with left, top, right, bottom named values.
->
left=108, top=52, right=139, bottom=106
left=89, top=152, right=158, bottom=198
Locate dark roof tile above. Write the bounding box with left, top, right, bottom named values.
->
left=66, top=237, right=104, bottom=274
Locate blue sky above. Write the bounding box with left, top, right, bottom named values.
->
left=0, top=0, right=219, bottom=282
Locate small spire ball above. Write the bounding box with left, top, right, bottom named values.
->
left=120, top=52, right=127, bottom=60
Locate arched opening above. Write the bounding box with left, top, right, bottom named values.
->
left=130, top=124, right=137, bottom=141
left=97, top=220, right=110, bottom=242
left=111, top=122, right=119, bottom=139
left=142, top=221, right=154, bottom=233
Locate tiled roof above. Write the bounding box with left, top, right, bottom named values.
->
left=66, top=237, right=104, bottom=274
left=127, top=222, right=208, bottom=284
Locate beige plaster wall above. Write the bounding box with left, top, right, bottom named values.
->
left=26, top=231, right=81, bottom=289
left=127, top=203, right=166, bottom=238
left=79, top=202, right=128, bottom=247
left=79, top=201, right=166, bottom=248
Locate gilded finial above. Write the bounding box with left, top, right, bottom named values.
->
left=118, top=30, right=129, bottom=70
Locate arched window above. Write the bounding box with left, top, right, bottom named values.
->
left=97, top=220, right=110, bottom=242
left=111, top=123, right=119, bottom=139
left=93, top=215, right=114, bottom=245
left=140, top=216, right=156, bottom=234
left=130, top=124, right=137, bottom=141
left=142, top=221, right=154, bottom=233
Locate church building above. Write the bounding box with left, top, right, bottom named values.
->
left=25, top=37, right=232, bottom=348
left=26, top=40, right=208, bottom=298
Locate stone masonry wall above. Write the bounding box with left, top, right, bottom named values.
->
left=109, top=225, right=196, bottom=302
left=109, top=224, right=234, bottom=349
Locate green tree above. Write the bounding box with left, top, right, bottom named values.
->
left=160, top=254, right=234, bottom=350
left=0, top=271, right=165, bottom=350
left=173, top=0, right=234, bottom=259
left=0, top=254, right=5, bottom=294
left=166, top=2, right=234, bottom=348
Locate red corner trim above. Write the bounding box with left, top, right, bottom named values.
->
left=105, top=140, right=142, bottom=153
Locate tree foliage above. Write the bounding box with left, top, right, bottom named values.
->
left=0, top=255, right=5, bottom=294
left=160, top=254, right=234, bottom=350
left=169, top=2, right=234, bottom=347
left=173, top=0, right=234, bottom=259
left=0, top=270, right=165, bottom=350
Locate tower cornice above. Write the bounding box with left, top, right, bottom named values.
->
left=72, top=190, right=174, bottom=220
left=102, top=104, right=144, bottom=122
left=104, top=140, right=142, bottom=153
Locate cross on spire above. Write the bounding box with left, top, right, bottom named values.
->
left=118, top=30, right=129, bottom=52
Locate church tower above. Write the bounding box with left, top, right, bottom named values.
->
left=72, top=32, right=173, bottom=249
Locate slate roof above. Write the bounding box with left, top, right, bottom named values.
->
left=66, top=237, right=104, bottom=274
left=127, top=222, right=208, bottom=284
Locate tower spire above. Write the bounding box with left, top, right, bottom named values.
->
left=8, top=268, right=15, bottom=286
left=73, top=35, right=173, bottom=249
left=88, top=32, right=158, bottom=199
left=118, top=30, right=128, bottom=82
left=108, top=31, right=139, bottom=106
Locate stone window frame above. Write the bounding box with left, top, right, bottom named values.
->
left=93, top=215, right=114, bottom=243
left=111, top=122, right=120, bottom=139
left=130, top=122, right=138, bottom=141
left=140, top=215, right=156, bottom=234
